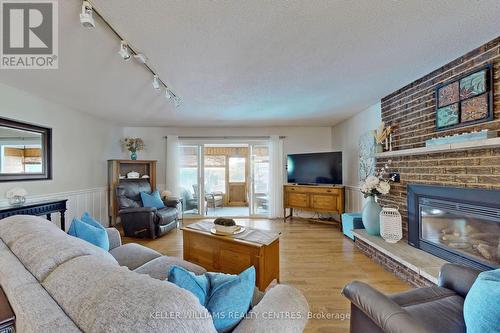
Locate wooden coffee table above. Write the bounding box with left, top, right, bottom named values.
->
left=182, top=222, right=280, bottom=291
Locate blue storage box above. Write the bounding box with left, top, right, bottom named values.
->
left=342, top=213, right=364, bottom=240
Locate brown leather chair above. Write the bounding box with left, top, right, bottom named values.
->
left=116, top=180, right=179, bottom=239
left=342, top=263, right=482, bottom=333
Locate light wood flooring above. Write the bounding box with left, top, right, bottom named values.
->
left=122, top=218, right=411, bottom=333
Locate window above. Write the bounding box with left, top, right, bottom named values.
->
left=205, top=155, right=225, bottom=193
left=229, top=157, right=245, bottom=182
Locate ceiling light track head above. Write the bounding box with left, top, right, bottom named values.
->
left=80, top=1, right=95, bottom=28
left=173, top=96, right=182, bottom=108
left=133, top=53, right=147, bottom=64
left=152, top=75, right=161, bottom=90
left=118, top=41, right=132, bottom=61
left=165, top=89, right=173, bottom=100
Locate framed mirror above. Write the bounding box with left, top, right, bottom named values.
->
left=0, top=117, right=52, bottom=182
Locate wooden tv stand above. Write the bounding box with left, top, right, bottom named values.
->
left=283, top=184, right=345, bottom=226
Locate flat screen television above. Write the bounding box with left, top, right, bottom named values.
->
left=287, top=152, right=342, bottom=185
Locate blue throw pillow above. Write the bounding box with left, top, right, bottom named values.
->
left=168, top=266, right=255, bottom=332
left=68, top=213, right=109, bottom=251
left=464, top=268, right=500, bottom=333
left=140, top=191, right=165, bottom=209
left=68, top=212, right=104, bottom=235
left=81, top=212, right=104, bottom=229
left=168, top=266, right=210, bottom=305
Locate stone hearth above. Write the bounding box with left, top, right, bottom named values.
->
left=353, top=230, right=447, bottom=287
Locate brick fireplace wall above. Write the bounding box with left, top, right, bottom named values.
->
left=377, top=36, right=500, bottom=237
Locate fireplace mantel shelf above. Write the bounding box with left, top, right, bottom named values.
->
left=374, top=137, right=500, bottom=158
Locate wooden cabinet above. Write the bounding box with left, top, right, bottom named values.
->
left=107, top=160, right=156, bottom=226
left=283, top=184, right=345, bottom=226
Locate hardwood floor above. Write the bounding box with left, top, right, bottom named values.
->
left=122, top=218, right=411, bottom=333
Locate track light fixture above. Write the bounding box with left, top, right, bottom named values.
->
left=152, top=75, right=161, bottom=90
left=80, top=1, right=181, bottom=107
left=80, top=1, right=95, bottom=28
left=118, top=41, right=131, bottom=61
left=174, top=96, right=181, bottom=108
left=133, top=53, right=147, bottom=64
left=165, top=89, right=173, bottom=100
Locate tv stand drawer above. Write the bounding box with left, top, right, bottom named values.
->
left=285, top=185, right=341, bottom=194
left=286, top=193, right=309, bottom=207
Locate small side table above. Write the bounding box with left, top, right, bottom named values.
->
left=0, top=287, right=15, bottom=333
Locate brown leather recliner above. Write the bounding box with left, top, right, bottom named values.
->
left=116, top=180, right=179, bottom=239
left=342, top=263, right=482, bottom=333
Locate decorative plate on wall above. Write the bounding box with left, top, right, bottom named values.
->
left=435, top=64, right=493, bottom=130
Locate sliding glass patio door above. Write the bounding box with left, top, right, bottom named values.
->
left=249, top=144, right=270, bottom=216
left=179, top=144, right=203, bottom=217
left=179, top=141, right=270, bottom=218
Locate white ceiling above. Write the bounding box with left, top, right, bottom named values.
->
left=1, top=0, right=499, bottom=127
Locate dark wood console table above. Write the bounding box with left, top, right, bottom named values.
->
left=0, top=199, right=68, bottom=231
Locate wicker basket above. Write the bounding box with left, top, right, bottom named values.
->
left=379, top=207, right=402, bottom=243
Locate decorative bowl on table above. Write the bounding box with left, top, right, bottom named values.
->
left=213, top=218, right=239, bottom=234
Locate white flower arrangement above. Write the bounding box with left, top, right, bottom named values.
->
left=6, top=187, right=27, bottom=199
left=360, top=162, right=394, bottom=198
left=6, top=187, right=28, bottom=205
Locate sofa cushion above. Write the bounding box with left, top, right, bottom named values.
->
left=134, top=255, right=207, bottom=280
left=391, top=286, right=465, bottom=333
left=110, top=243, right=161, bottom=270
left=232, top=284, right=309, bottom=333
left=0, top=215, right=117, bottom=282
left=42, top=255, right=217, bottom=333
left=463, top=269, right=500, bottom=333
left=0, top=240, right=81, bottom=333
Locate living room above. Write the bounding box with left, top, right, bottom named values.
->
left=0, top=1, right=499, bottom=333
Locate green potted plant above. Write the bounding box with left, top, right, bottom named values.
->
left=214, top=217, right=238, bottom=234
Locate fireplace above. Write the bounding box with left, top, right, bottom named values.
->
left=408, top=184, right=500, bottom=270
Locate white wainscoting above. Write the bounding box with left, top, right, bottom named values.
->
left=0, top=187, right=109, bottom=231
left=345, top=185, right=365, bottom=213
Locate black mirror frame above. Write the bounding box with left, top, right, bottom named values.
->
left=0, top=117, right=52, bottom=182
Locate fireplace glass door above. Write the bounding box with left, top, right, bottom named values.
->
left=420, top=204, right=500, bottom=268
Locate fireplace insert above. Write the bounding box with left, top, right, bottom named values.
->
left=408, top=184, right=500, bottom=270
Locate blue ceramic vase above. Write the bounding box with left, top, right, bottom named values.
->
left=130, top=152, right=137, bottom=160
left=362, top=196, right=382, bottom=236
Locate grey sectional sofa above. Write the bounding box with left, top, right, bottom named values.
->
left=0, top=215, right=309, bottom=332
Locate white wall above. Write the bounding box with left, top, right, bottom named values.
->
left=0, top=83, right=123, bottom=227
left=123, top=126, right=333, bottom=187
left=331, top=102, right=381, bottom=212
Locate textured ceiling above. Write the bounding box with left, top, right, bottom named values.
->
left=1, top=0, right=499, bottom=127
